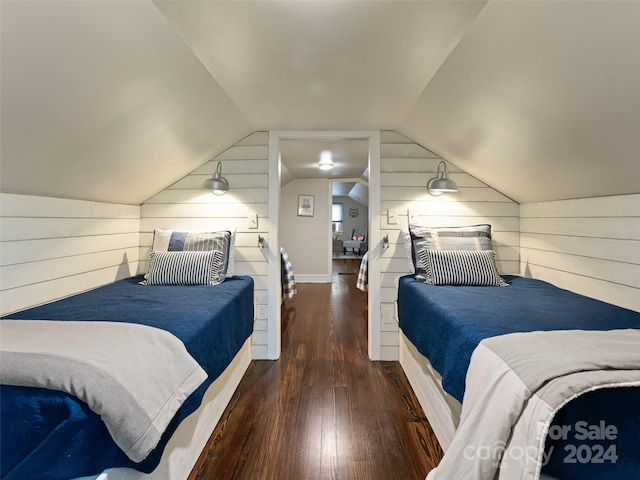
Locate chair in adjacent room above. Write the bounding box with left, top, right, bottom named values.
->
left=343, top=228, right=368, bottom=255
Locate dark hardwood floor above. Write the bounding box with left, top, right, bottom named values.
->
left=188, top=259, right=443, bottom=480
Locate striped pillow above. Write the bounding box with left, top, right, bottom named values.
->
left=409, top=224, right=493, bottom=280
left=417, top=249, right=507, bottom=286
left=150, top=228, right=236, bottom=278
left=145, top=250, right=226, bottom=286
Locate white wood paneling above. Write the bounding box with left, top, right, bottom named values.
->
left=138, top=232, right=263, bottom=249
left=0, top=193, right=141, bottom=315
left=2, top=248, right=140, bottom=290
left=520, top=194, right=640, bottom=311
left=1, top=218, right=140, bottom=242
left=191, top=158, right=269, bottom=175
left=144, top=189, right=269, bottom=205
left=141, top=203, right=268, bottom=219
left=0, top=233, right=139, bottom=267
left=381, top=186, right=513, bottom=203
left=1, top=267, right=140, bottom=317
left=0, top=194, right=140, bottom=218
left=167, top=174, right=268, bottom=191
left=378, top=131, right=520, bottom=360
left=140, top=133, right=270, bottom=359
left=139, top=218, right=266, bottom=233
left=382, top=171, right=486, bottom=188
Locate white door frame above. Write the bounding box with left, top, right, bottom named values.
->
left=268, top=130, right=381, bottom=360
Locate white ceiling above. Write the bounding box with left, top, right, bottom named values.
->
left=1, top=0, right=638, bottom=205
left=153, top=0, right=486, bottom=131
left=401, top=0, right=640, bottom=203
left=0, top=1, right=250, bottom=205
left=280, top=139, right=369, bottom=183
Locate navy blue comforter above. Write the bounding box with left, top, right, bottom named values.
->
left=1, top=275, right=254, bottom=480
left=398, top=275, right=640, bottom=480
left=398, top=275, right=640, bottom=402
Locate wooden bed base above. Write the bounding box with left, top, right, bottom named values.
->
left=398, top=332, right=461, bottom=452
left=399, top=332, right=560, bottom=480
left=76, top=336, right=253, bottom=480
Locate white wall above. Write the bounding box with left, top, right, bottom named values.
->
left=520, top=194, right=640, bottom=312
left=0, top=193, right=140, bottom=315
left=280, top=178, right=331, bottom=282
left=379, top=131, right=520, bottom=360
left=333, top=195, right=368, bottom=243
left=139, top=132, right=271, bottom=358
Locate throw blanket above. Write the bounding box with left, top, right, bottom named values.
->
left=427, top=329, right=640, bottom=480
left=280, top=247, right=297, bottom=298
left=356, top=252, right=368, bottom=292
left=0, top=320, right=207, bottom=463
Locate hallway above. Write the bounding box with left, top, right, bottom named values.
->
left=188, top=259, right=443, bottom=479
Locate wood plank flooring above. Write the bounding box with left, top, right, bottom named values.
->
left=188, top=260, right=443, bottom=480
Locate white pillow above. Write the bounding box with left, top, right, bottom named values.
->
left=401, top=229, right=416, bottom=274
left=225, top=227, right=237, bottom=278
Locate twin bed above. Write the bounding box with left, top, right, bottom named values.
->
left=396, top=224, right=640, bottom=479
left=399, top=275, right=640, bottom=480
left=1, top=229, right=255, bottom=480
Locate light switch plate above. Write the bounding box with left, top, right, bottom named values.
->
left=387, top=209, right=398, bottom=225
left=256, top=304, right=268, bottom=319
left=381, top=304, right=395, bottom=324
left=408, top=209, right=417, bottom=223
left=248, top=213, right=258, bottom=229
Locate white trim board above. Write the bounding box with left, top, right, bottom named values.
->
left=399, top=332, right=460, bottom=451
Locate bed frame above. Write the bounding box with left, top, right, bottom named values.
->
left=76, top=337, right=252, bottom=480
left=399, top=331, right=460, bottom=452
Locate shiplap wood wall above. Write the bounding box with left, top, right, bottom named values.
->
left=139, top=132, right=270, bottom=359
left=0, top=193, right=140, bottom=315
left=520, top=194, right=640, bottom=312
left=379, top=131, right=520, bottom=360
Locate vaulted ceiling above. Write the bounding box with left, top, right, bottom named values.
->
left=1, top=1, right=638, bottom=205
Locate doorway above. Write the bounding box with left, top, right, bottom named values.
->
left=331, top=181, right=368, bottom=263
left=268, top=131, right=381, bottom=361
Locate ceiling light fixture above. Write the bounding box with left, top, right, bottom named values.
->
left=427, top=161, right=458, bottom=196
left=318, top=150, right=334, bottom=170
left=202, top=161, right=229, bottom=195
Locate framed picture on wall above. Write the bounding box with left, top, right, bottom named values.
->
left=297, top=194, right=314, bottom=217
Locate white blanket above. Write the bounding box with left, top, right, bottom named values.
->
left=0, top=320, right=208, bottom=462
left=426, top=329, right=640, bottom=480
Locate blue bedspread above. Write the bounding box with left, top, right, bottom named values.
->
left=0, top=275, right=254, bottom=480
left=398, top=275, right=640, bottom=403
left=398, top=275, right=640, bottom=480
